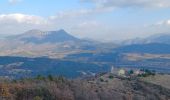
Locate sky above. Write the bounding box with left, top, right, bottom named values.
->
left=1, top=0, right=170, bottom=42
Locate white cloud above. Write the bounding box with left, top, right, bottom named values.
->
left=81, top=0, right=170, bottom=8
left=77, top=21, right=99, bottom=28
left=155, top=20, right=170, bottom=26
left=0, top=14, right=51, bottom=35
left=50, top=7, right=113, bottom=20
left=8, top=0, right=22, bottom=4
left=150, top=19, right=170, bottom=27
left=0, top=13, right=111, bottom=41
left=0, top=14, right=48, bottom=25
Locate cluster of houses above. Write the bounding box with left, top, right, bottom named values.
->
left=87, top=66, right=156, bottom=84
left=110, top=66, right=155, bottom=77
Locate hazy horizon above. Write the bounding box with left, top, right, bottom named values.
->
left=1, top=0, right=170, bottom=42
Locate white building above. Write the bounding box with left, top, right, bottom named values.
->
left=118, top=69, right=126, bottom=76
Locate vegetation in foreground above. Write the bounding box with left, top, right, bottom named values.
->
left=0, top=74, right=170, bottom=100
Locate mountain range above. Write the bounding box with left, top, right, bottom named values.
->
left=8, top=29, right=80, bottom=44
left=0, top=29, right=170, bottom=78
left=0, top=29, right=116, bottom=58
left=122, top=33, right=170, bottom=45
left=2, top=29, right=170, bottom=56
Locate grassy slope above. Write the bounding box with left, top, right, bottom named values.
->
left=141, top=74, right=170, bottom=89
left=0, top=74, right=170, bottom=100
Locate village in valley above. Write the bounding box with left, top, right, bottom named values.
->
left=109, top=66, right=156, bottom=78
left=86, top=66, right=157, bottom=84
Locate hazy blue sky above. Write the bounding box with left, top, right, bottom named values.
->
left=1, top=0, right=170, bottom=41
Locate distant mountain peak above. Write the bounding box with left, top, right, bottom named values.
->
left=122, top=33, right=170, bottom=45
left=22, top=29, right=45, bottom=38
left=27, top=29, right=42, bottom=32
left=12, top=29, right=80, bottom=44
left=47, top=29, right=70, bottom=35
left=25, top=29, right=43, bottom=34
left=58, top=29, right=66, bottom=32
